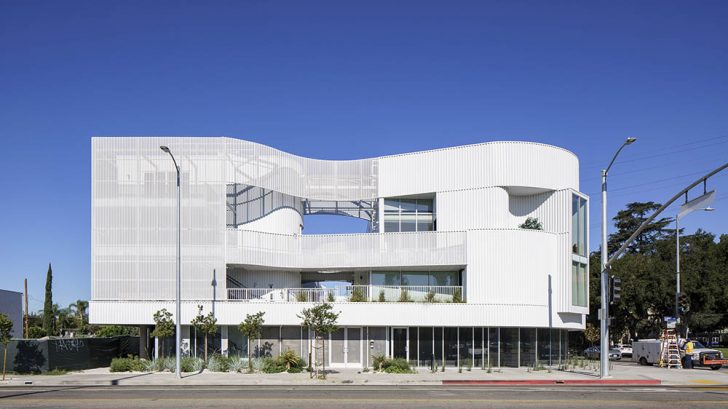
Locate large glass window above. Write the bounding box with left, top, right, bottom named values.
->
left=519, top=328, right=536, bottom=367
left=500, top=328, right=519, bottom=367
left=474, top=327, right=484, bottom=368
left=401, top=272, right=429, bottom=286
left=419, top=327, right=433, bottom=367
left=459, top=327, right=473, bottom=366
left=571, top=194, right=587, bottom=256
left=434, top=327, right=443, bottom=364
left=572, top=261, right=587, bottom=307
left=444, top=327, right=458, bottom=367
left=488, top=328, right=499, bottom=368
left=371, top=272, right=400, bottom=285
left=384, top=198, right=435, bottom=232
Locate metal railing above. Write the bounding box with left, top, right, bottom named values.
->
left=227, top=285, right=463, bottom=303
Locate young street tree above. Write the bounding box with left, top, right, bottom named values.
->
left=151, top=309, right=175, bottom=358
left=43, top=263, right=54, bottom=336
left=298, top=303, right=340, bottom=379
left=190, top=305, right=217, bottom=362
left=0, top=313, right=12, bottom=381
left=239, top=312, right=265, bottom=373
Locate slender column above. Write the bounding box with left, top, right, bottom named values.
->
left=600, top=170, right=610, bottom=377
left=676, top=216, right=680, bottom=323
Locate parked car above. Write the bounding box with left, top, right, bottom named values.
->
left=584, top=346, right=600, bottom=359
left=617, top=344, right=633, bottom=358
left=583, top=346, right=621, bottom=360
left=609, top=347, right=622, bottom=360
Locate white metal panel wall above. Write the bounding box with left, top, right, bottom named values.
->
left=92, top=137, right=227, bottom=301
left=89, top=300, right=584, bottom=329
left=464, top=229, right=557, bottom=305
left=508, top=190, right=570, bottom=233
left=436, top=187, right=510, bottom=231
left=238, top=208, right=303, bottom=235
left=378, top=142, right=579, bottom=198
left=226, top=230, right=467, bottom=269
left=223, top=138, right=378, bottom=200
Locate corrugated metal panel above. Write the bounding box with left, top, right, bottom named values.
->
left=225, top=230, right=467, bottom=269
left=89, top=300, right=583, bottom=329
left=437, top=187, right=510, bottom=231
left=378, top=141, right=579, bottom=198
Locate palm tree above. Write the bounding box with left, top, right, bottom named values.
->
left=68, top=300, right=88, bottom=329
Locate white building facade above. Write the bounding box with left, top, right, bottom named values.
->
left=90, top=137, right=589, bottom=368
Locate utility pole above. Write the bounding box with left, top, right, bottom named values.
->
left=24, top=278, right=29, bottom=338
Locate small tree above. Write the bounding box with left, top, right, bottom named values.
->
left=43, top=264, right=54, bottom=335
left=239, top=312, right=265, bottom=373
left=190, top=305, right=217, bottom=362
left=151, top=309, right=175, bottom=358
left=519, top=217, right=543, bottom=230
left=584, top=323, right=600, bottom=347
left=298, top=303, right=340, bottom=379
left=0, top=313, right=12, bottom=381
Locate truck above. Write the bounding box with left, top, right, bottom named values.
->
left=633, top=339, right=727, bottom=370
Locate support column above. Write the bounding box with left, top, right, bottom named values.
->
left=154, top=336, right=159, bottom=359
left=139, top=325, right=151, bottom=359
left=221, top=326, right=229, bottom=357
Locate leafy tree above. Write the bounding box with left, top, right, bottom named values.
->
left=151, top=309, right=175, bottom=358
left=190, top=305, right=217, bottom=362
left=583, top=323, right=599, bottom=349
left=68, top=300, right=89, bottom=333
left=298, top=303, right=339, bottom=379
left=0, top=313, right=12, bottom=380
left=95, top=325, right=138, bottom=338
left=239, top=312, right=265, bottom=373
left=43, top=263, right=54, bottom=335
left=519, top=217, right=543, bottom=230
left=607, top=202, right=672, bottom=256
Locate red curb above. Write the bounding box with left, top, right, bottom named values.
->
left=442, top=379, right=661, bottom=386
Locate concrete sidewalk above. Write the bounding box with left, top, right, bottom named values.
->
left=1, top=362, right=726, bottom=387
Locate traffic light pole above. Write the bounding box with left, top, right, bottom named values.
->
left=675, top=215, right=680, bottom=324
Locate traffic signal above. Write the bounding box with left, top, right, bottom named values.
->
left=610, top=276, right=621, bottom=304
left=678, top=293, right=690, bottom=313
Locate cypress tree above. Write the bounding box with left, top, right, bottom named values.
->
left=43, top=263, right=54, bottom=335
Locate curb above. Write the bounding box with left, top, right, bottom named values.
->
left=442, top=379, right=661, bottom=386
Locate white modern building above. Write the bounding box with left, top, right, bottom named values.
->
left=89, top=137, right=589, bottom=368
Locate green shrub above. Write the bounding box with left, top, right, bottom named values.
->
left=425, top=290, right=437, bottom=303
left=398, top=289, right=412, bottom=302
left=296, top=291, right=308, bottom=302
left=349, top=287, right=367, bottom=302
left=452, top=288, right=463, bottom=303
left=228, top=356, right=247, bottom=372
left=372, top=354, right=387, bottom=371
left=207, top=354, right=234, bottom=372
left=261, top=351, right=306, bottom=373
left=381, top=358, right=413, bottom=373
left=110, top=356, right=147, bottom=372
left=180, top=356, right=205, bottom=372
left=327, top=292, right=335, bottom=302
left=152, top=357, right=176, bottom=372
left=378, top=290, right=385, bottom=302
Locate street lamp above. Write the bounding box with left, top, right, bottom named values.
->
left=600, top=137, right=636, bottom=378
left=675, top=206, right=715, bottom=328
left=160, top=145, right=182, bottom=379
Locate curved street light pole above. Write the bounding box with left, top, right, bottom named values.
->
left=600, top=137, right=636, bottom=378
left=160, top=145, right=182, bottom=380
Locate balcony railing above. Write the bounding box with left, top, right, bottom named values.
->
left=227, top=285, right=464, bottom=303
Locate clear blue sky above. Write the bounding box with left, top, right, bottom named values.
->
left=1, top=0, right=727, bottom=313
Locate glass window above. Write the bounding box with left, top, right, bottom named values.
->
left=434, top=327, right=443, bottom=364
left=400, top=199, right=418, bottom=213
left=520, top=328, right=536, bottom=367
left=401, top=272, right=429, bottom=286
left=430, top=271, right=458, bottom=286
left=384, top=199, right=400, bottom=213
left=384, top=220, right=399, bottom=233
left=488, top=328, right=499, bottom=368
left=400, top=214, right=417, bottom=232
left=537, top=328, right=554, bottom=365
left=415, top=199, right=434, bottom=213
left=500, top=328, right=518, bottom=367
left=419, top=327, right=433, bottom=367
left=381, top=197, right=435, bottom=232
left=474, top=328, right=484, bottom=368
left=417, top=219, right=434, bottom=232
left=572, top=195, right=587, bottom=256
left=371, top=271, right=400, bottom=286
left=572, top=261, right=587, bottom=307
left=459, top=327, right=473, bottom=365
left=444, top=327, right=458, bottom=367
left=409, top=327, right=419, bottom=365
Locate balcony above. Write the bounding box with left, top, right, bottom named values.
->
left=227, top=285, right=464, bottom=303
left=225, top=230, right=467, bottom=269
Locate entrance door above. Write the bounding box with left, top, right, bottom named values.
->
left=329, top=327, right=362, bottom=368
left=392, top=327, right=408, bottom=359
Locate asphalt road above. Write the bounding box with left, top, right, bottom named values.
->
left=1, top=385, right=728, bottom=408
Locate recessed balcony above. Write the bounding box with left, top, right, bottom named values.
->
left=227, top=285, right=464, bottom=303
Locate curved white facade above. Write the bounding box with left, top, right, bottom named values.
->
left=90, top=136, right=588, bottom=367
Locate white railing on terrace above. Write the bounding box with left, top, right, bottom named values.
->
left=225, top=230, right=467, bottom=269
left=227, top=285, right=464, bottom=303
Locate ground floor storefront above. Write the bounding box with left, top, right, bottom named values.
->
left=152, top=326, right=570, bottom=369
